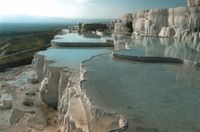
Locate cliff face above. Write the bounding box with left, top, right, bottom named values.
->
left=114, top=0, right=200, bottom=39
left=187, top=0, right=200, bottom=6
left=33, top=54, right=127, bottom=132
left=40, top=67, right=62, bottom=108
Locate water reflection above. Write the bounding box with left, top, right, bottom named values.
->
left=37, top=47, right=112, bottom=69
left=113, top=34, right=200, bottom=63
left=82, top=53, right=200, bottom=132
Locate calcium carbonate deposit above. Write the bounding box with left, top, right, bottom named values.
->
left=2, top=0, right=200, bottom=131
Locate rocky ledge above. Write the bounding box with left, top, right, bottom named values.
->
left=34, top=53, right=128, bottom=132
left=114, top=0, right=200, bottom=46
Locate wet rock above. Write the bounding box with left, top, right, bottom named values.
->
left=159, top=27, right=175, bottom=37
left=187, top=0, right=200, bottom=6
left=79, top=23, right=108, bottom=32
left=23, top=97, right=34, bottom=107
left=115, top=13, right=133, bottom=33
left=40, top=67, right=62, bottom=108
left=25, top=92, right=36, bottom=96
left=115, top=2, right=200, bottom=38
left=34, top=55, right=45, bottom=82
left=122, top=13, right=133, bottom=24
left=115, top=22, right=132, bottom=33
left=27, top=115, right=47, bottom=130
left=1, top=93, right=13, bottom=109
left=28, top=78, right=39, bottom=84
left=10, top=108, right=25, bottom=125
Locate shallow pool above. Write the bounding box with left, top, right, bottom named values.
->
left=37, top=47, right=112, bottom=69
left=114, top=35, right=200, bottom=62
left=82, top=54, right=200, bottom=132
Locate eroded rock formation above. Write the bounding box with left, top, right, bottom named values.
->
left=114, top=13, right=133, bottom=33
left=40, top=67, right=62, bottom=108
left=114, top=0, right=200, bottom=40
left=34, top=54, right=127, bottom=132
left=187, top=0, right=200, bottom=6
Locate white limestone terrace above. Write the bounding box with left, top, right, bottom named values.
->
left=37, top=47, right=113, bottom=69
left=187, top=0, right=200, bottom=6
left=33, top=53, right=128, bottom=131
left=113, top=48, right=183, bottom=63
left=33, top=28, right=200, bottom=131
left=113, top=34, right=200, bottom=67
left=51, top=32, right=114, bottom=47
left=114, top=0, right=200, bottom=51
left=32, top=31, right=128, bottom=131
left=81, top=53, right=200, bottom=132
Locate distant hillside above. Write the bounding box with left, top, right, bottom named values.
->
left=0, top=15, right=112, bottom=24
left=0, top=15, right=72, bottom=24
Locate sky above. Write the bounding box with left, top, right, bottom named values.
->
left=0, top=0, right=185, bottom=19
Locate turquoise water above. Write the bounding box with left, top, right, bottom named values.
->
left=81, top=35, right=200, bottom=132
left=82, top=54, right=200, bottom=132
left=37, top=47, right=112, bottom=69
left=37, top=32, right=200, bottom=131
left=38, top=33, right=113, bottom=69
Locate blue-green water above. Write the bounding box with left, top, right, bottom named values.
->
left=81, top=35, right=200, bottom=132
left=82, top=54, right=200, bottom=132
left=37, top=47, right=112, bottom=69
left=114, top=36, right=200, bottom=62
left=37, top=33, right=200, bottom=132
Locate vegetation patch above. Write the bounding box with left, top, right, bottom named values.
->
left=0, top=28, right=64, bottom=69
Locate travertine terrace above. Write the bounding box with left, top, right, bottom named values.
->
left=5, top=0, right=200, bottom=131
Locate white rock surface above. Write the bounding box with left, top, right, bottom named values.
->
left=1, top=93, right=13, bottom=109
left=114, top=13, right=133, bottom=33
left=114, top=22, right=132, bottom=33
left=187, top=0, right=200, bottom=6
left=122, top=13, right=133, bottom=24
left=34, top=55, right=45, bottom=82
left=40, top=67, right=62, bottom=108
left=159, top=27, right=176, bottom=37
left=34, top=51, right=128, bottom=132
left=115, top=1, right=200, bottom=39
